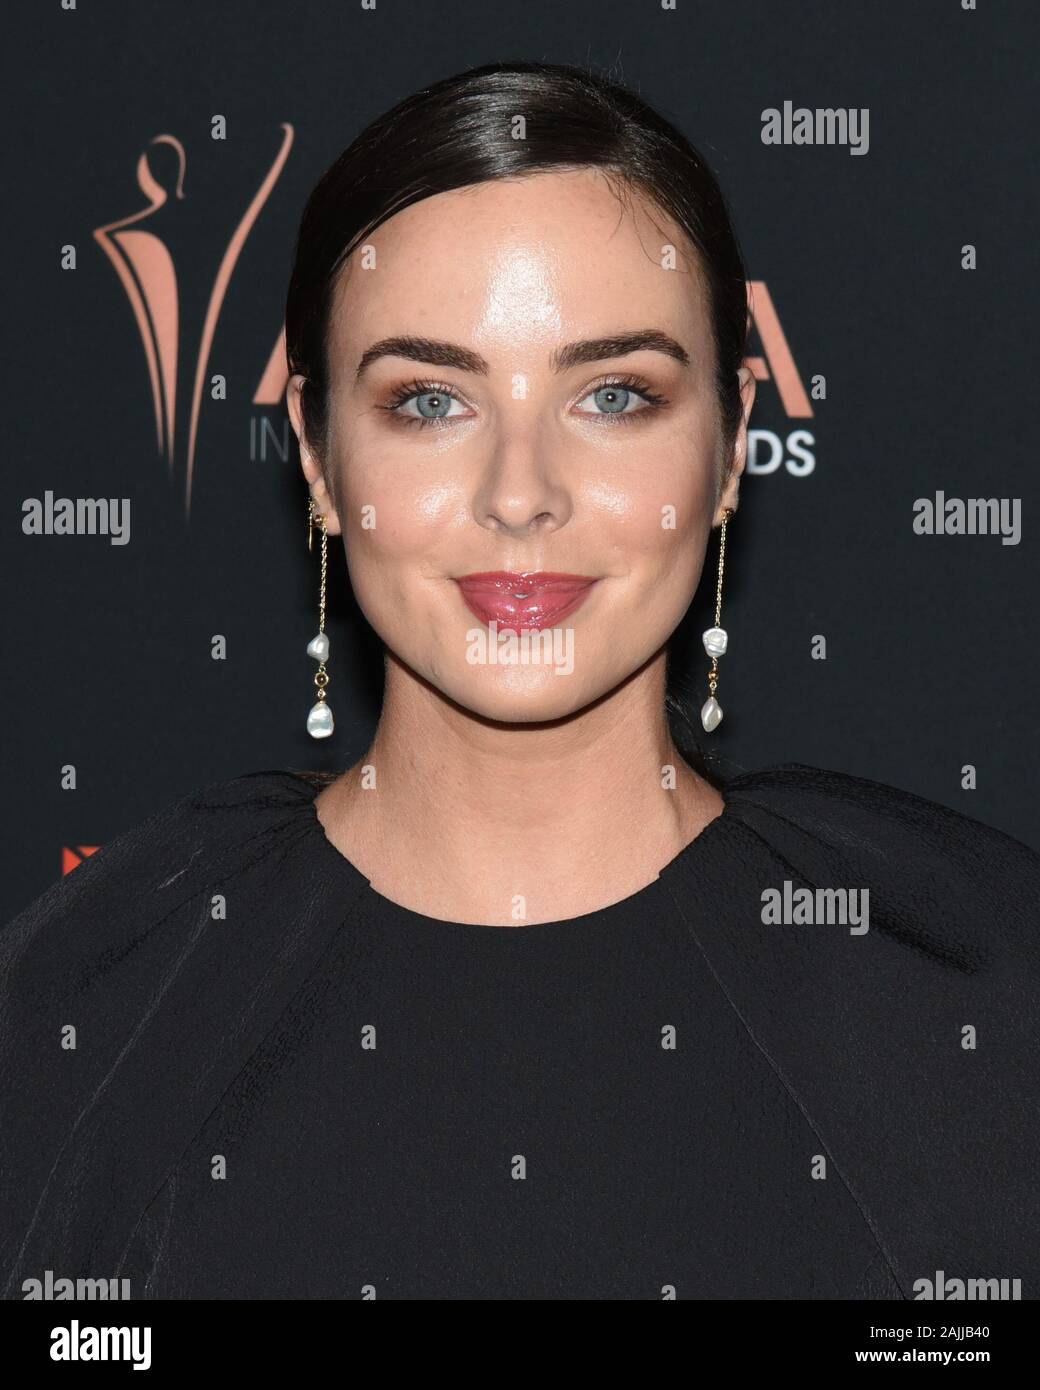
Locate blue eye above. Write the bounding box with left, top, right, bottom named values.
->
left=574, top=380, right=666, bottom=418
left=398, top=389, right=467, bottom=420
left=380, top=380, right=474, bottom=428
left=590, top=386, right=633, bottom=414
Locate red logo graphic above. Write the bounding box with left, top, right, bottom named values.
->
left=62, top=845, right=101, bottom=876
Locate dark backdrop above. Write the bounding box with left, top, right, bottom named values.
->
left=5, top=0, right=1037, bottom=922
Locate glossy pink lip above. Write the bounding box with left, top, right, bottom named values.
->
left=455, top=571, right=599, bottom=631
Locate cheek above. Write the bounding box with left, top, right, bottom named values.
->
left=580, top=447, right=713, bottom=574
left=336, top=469, right=472, bottom=647
left=340, top=465, right=466, bottom=570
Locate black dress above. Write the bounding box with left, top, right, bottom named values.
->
left=2, top=764, right=1038, bottom=1301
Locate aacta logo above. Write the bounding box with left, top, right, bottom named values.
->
left=94, top=125, right=295, bottom=517
left=96, top=126, right=816, bottom=517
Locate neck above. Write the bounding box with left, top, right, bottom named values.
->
left=315, top=650, right=724, bottom=926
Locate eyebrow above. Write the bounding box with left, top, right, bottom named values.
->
left=353, top=329, right=689, bottom=382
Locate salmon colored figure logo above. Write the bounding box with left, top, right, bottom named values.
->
left=94, top=125, right=295, bottom=517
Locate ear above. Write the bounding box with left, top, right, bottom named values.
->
left=714, top=364, right=756, bottom=525
left=287, top=373, right=343, bottom=536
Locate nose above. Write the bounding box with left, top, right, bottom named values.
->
left=471, top=426, right=574, bottom=538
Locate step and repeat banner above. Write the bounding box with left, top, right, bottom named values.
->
left=5, top=0, right=1037, bottom=920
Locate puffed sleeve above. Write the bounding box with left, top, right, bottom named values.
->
left=666, top=762, right=1040, bottom=1297
left=0, top=771, right=363, bottom=1297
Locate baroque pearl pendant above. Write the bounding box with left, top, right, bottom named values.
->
left=702, top=626, right=728, bottom=657
left=307, top=632, right=330, bottom=662
left=700, top=696, right=723, bottom=732
left=307, top=700, right=334, bottom=739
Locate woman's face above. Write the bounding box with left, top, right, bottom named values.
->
left=289, top=168, right=753, bottom=725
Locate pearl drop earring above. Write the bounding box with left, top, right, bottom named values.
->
left=701, top=506, right=734, bottom=733
left=305, top=497, right=334, bottom=739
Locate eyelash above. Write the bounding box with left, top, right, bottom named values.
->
left=378, top=375, right=670, bottom=429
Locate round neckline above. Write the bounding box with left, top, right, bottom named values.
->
left=284, top=769, right=739, bottom=934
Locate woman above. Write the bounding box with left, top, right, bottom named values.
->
left=3, top=60, right=1038, bottom=1302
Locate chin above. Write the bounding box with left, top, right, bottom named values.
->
left=440, top=659, right=605, bottom=725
